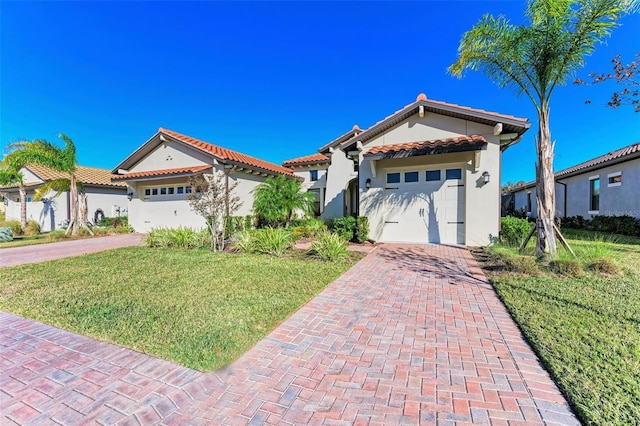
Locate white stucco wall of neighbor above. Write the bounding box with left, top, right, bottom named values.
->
left=513, top=158, right=640, bottom=221
left=4, top=188, right=127, bottom=232
left=358, top=113, right=502, bottom=246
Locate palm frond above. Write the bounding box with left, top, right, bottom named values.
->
left=33, top=178, right=71, bottom=200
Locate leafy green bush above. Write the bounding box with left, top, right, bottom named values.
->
left=290, top=226, right=310, bottom=241
left=561, top=215, right=589, bottom=230
left=91, top=226, right=113, bottom=236
left=500, top=217, right=532, bottom=247
left=146, top=227, right=210, bottom=249
left=310, top=231, right=348, bottom=262
left=253, top=227, right=291, bottom=257
left=224, top=216, right=248, bottom=238
left=24, top=220, right=41, bottom=236
left=327, top=216, right=356, bottom=241
left=231, top=230, right=254, bottom=253
left=591, top=215, right=639, bottom=236
left=355, top=216, right=369, bottom=243
left=100, top=216, right=128, bottom=227
left=115, top=224, right=134, bottom=234
left=0, top=220, right=22, bottom=236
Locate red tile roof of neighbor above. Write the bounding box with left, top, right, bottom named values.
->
left=365, top=135, right=488, bottom=157
left=159, top=128, right=296, bottom=177
left=282, top=153, right=330, bottom=167
left=112, top=165, right=213, bottom=180
left=0, top=165, right=126, bottom=189
left=556, top=142, right=640, bottom=178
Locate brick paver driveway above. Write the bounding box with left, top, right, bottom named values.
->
left=0, top=234, right=145, bottom=268
left=0, top=244, right=578, bottom=425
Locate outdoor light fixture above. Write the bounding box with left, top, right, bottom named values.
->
left=482, top=171, right=490, bottom=184
left=365, top=178, right=371, bottom=189
left=127, top=191, right=134, bottom=201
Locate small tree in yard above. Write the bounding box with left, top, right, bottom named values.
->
left=187, top=171, right=242, bottom=251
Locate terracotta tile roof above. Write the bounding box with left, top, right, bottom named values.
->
left=556, top=142, right=640, bottom=178
left=318, top=125, right=364, bottom=153
left=158, top=128, right=295, bottom=177
left=112, top=165, right=213, bottom=180
left=27, top=164, right=127, bottom=187
left=365, top=135, right=488, bottom=158
left=282, top=153, right=330, bottom=167
left=341, top=94, right=529, bottom=151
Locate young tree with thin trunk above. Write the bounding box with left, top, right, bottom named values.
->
left=187, top=171, right=242, bottom=251
left=449, top=0, right=637, bottom=259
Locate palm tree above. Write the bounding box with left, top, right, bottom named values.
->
left=253, top=174, right=315, bottom=228
left=449, top=0, right=637, bottom=259
left=2, top=134, right=88, bottom=235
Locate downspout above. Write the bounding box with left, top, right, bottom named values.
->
left=557, top=180, right=567, bottom=219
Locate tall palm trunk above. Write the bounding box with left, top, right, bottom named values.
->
left=67, top=173, right=78, bottom=235
left=535, top=105, right=557, bottom=259
left=19, top=183, right=27, bottom=231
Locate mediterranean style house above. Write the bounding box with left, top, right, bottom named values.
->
left=284, top=94, right=531, bottom=246
left=111, top=128, right=295, bottom=233
left=1, top=165, right=128, bottom=232
left=510, top=141, right=640, bottom=220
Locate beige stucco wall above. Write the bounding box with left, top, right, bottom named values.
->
left=322, top=149, right=355, bottom=219
left=126, top=167, right=268, bottom=233
left=128, top=139, right=211, bottom=173
left=357, top=112, right=502, bottom=246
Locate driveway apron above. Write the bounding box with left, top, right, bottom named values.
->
left=0, top=244, right=579, bottom=425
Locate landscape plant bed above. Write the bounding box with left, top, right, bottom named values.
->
left=0, top=247, right=362, bottom=371
left=474, top=233, right=640, bottom=425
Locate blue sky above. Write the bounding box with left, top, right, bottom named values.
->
left=2, top=1, right=638, bottom=185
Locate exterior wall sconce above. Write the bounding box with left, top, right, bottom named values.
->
left=365, top=178, right=371, bottom=189
left=482, top=171, right=490, bottom=184
left=127, top=191, right=134, bottom=201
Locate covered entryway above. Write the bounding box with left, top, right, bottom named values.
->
left=380, top=166, right=465, bottom=244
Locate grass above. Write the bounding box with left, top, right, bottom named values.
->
left=0, top=247, right=362, bottom=371
left=483, top=232, right=640, bottom=425
left=0, top=234, right=51, bottom=249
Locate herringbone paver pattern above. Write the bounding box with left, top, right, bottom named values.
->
left=0, top=244, right=578, bottom=425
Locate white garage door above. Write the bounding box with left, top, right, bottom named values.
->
left=380, top=167, right=465, bottom=244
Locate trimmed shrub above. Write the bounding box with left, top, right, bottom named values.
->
left=587, top=257, right=619, bottom=275
left=0, top=220, right=22, bottom=236
left=327, top=216, right=356, bottom=241
left=253, top=228, right=291, bottom=257
left=500, top=217, right=532, bottom=247
left=47, top=230, right=69, bottom=242
left=506, top=255, right=539, bottom=275
left=24, top=220, right=41, bottom=236
left=590, top=215, right=639, bottom=236
left=290, top=226, right=310, bottom=241
left=561, top=215, right=589, bottom=230
left=549, top=259, right=583, bottom=277
left=310, top=231, right=348, bottom=262
left=355, top=216, right=369, bottom=243
left=115, top=224, right=134, bottom=234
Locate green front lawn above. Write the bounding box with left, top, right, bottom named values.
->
left=486, top=233, right=640, bottom=425
left=0, top=247, right=361, bottom=371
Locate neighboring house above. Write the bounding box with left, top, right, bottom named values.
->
left=111, top=128, right=296, bottom=233
left=284, top=94, right=531, bottom=245
left=1, top=165, right=128, bottom=232
left=511, top=142, right=640, bottom=220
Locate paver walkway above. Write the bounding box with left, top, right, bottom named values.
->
left=0, top=244, right=579, bottom=425
left=0, top=234, right=145, bottom=268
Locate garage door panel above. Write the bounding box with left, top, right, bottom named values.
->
left=381, top=166, right=465, bottom=245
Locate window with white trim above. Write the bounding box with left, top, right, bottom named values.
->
left=445, top=168, right=462, bottom=180
left=607, top=171, right=622, bottom=187
left=589, top=176, right=600, bottom=212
